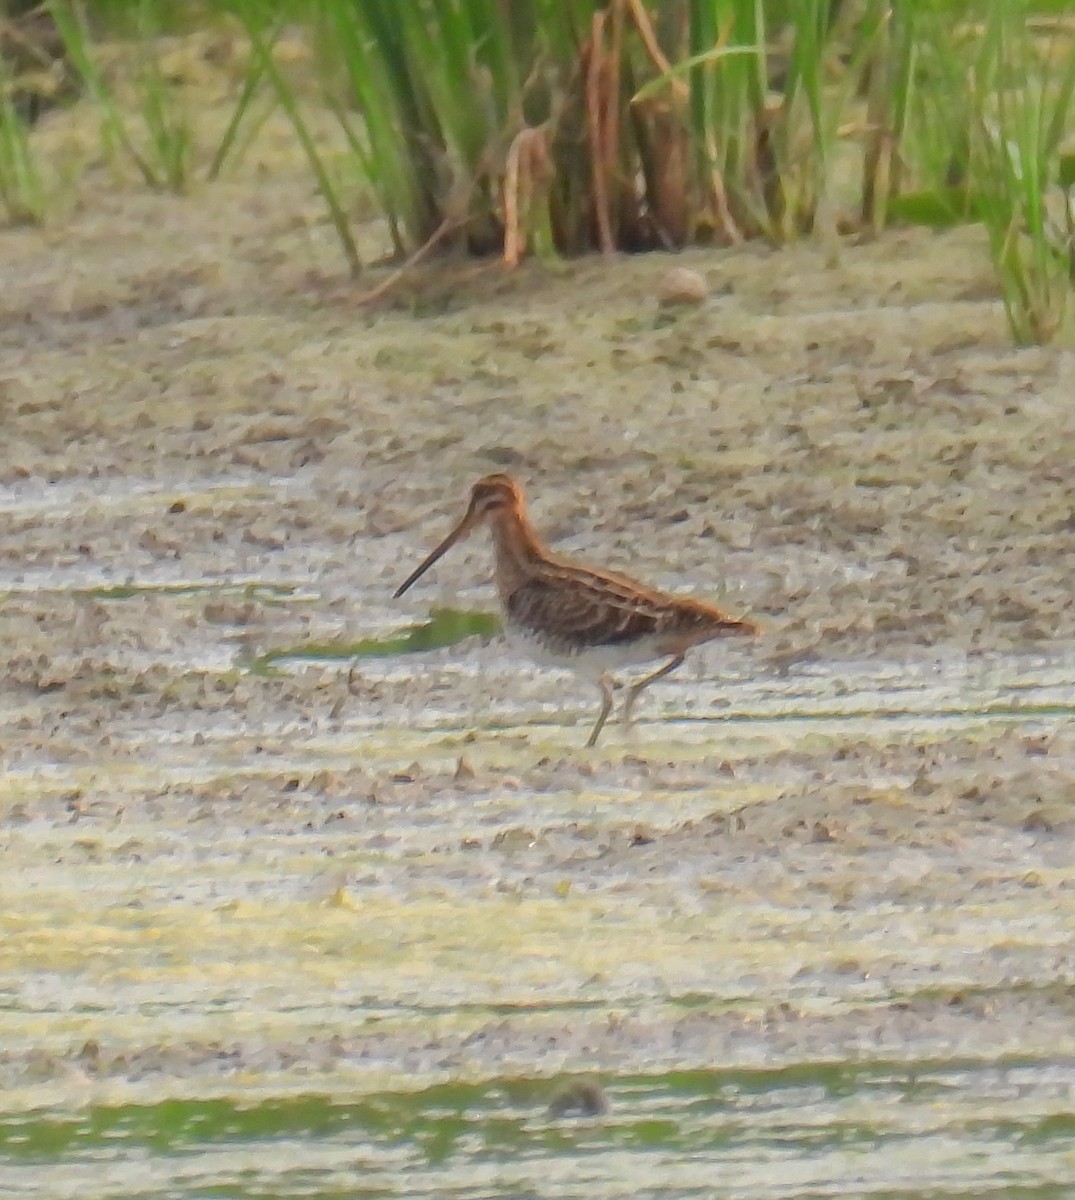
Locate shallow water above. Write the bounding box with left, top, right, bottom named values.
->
left=3, top=559, right=1074, bottom=1197
left=4, top=161, right=1075, bottom=1195
left=4, top=1062, right=1075, bottom=1199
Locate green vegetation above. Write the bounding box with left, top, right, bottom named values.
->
left=965, top=6, right=1075, bottom=342
left=0, top=66, right=47, bottom=222
left=248, top=607, right=501, bottom=675
left=1, top=1, right=1073, bottom=340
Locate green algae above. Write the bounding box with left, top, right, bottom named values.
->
left=247, top=607, right=501, bottom=674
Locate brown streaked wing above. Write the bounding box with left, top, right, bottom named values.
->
left=585, top=567, right=748, bottom=631
left=538, top=555, right=679, bottom=614
left=505, top=576, right=663, bottom=649
left=539, top=558, right=746, bottom=632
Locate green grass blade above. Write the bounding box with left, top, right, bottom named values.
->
left=231, top=0, right=362, bottom=275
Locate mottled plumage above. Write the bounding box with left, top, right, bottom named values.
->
left=394, top=474, right=759, bottom=746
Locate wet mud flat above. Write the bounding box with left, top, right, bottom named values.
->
left=1, top=152, right=1075, bottom=1195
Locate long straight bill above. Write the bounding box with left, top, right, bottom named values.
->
left=393, top=510, right=476, bottom=598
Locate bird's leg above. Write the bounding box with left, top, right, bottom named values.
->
left=586, top=674, right=616, bottom=748
left=622, top=654, right=686, bottom=730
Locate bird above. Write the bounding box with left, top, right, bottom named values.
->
left=394, top=473, right=760, bottom=746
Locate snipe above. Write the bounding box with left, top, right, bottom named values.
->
left=394, top=474, right=759, bottom=746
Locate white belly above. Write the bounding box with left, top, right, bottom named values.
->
left=504, top=624, right=669, bottom=681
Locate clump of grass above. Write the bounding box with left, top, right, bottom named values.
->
left=0, top=4, right=64, bottom=223
left=896, top=2, right=1075, bottom=342
left=966, top=8, right=1075, bottom=343
left=48, top=0, right=196, bottom=190
left=6, top=1, right=1074, bottom=345
left=126, top=2, right=195, bottom=190
left=0, top=65, right=49, bottom=222
left=230, top=0, right=891, bottom=267
left=859, top=0, right=918, bottom=234
left=665, top=0, right=895, bottom=244
left=229, top=0, right=362, bottom=272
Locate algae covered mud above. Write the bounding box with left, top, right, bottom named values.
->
left=2, top=145, right=1075, bottom=1195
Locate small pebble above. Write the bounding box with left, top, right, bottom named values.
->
left=656, top=266, right=708, bottom=305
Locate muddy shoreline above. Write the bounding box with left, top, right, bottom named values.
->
left=1, top=118, right=1074, bottom=1200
